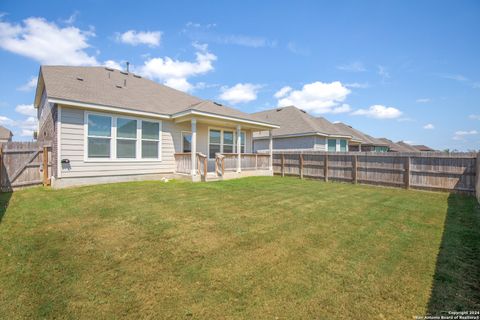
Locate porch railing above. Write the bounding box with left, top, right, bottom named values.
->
left=175, top=152, right=271, bottom=178
left=174, top=152, right=208, bottom=179
left=215, top=153, right=271, bottom=176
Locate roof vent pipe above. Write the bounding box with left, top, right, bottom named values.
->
left=126, top=61, right=130, bottom=73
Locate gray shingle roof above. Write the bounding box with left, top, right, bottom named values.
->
left=396, top=141, right=421, bottom=152
left=252, top=106, right=352, bottom=138
left=377, top=138, right=419, bottom=152
left=412, top=144, right=435, bottom=152
left=37, top=66, right=275, bottom=126
left=0, top=126, right=13, bottom=140
left=333, top=123, right=389, bottom=146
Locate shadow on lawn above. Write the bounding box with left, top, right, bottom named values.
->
left=427, top=193, right=480, bottom=314
left=0, top=192, right=12, bottom=223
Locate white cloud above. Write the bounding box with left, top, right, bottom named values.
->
left=17, top=76, right=37, bottom=91
left=440, top=74, right=468, bottom=82
left=453, top=130, right=478, bottom=140
left=62, top=11, right=79, bottom=25
left=276, top=81, right=351, bottom=114
left=182, top=22, right=275, bottom=48
left=0, top=17, right=97, bottom=65
left=0, top=113, right=38, bottom=138
left=377, top=65, right=390, bottom=80
left=15, top=104, right=36, bottom=117
left=337, top=62, right=366, bottom=72
left=0, top=115, right=15, bottom=126
left=423, top=123, right=434, bottom=130
left=351, top=105, right=402, bottom=119
left=18, top=116, right=38, bottom=138
left=117, top=30, right=162, bottom=47
left=219, top=83, right=261, bottom=104
left=287, top=42, right=310, bottom=56
left=103, top=59, right=123, bottom=70
left=164, top=78, right=193, bottom=92
left=469, top=114, right=480, bottom=120
left=345, top=82, right=369, bottom=89
left=331, top=104, right=351, bottom=114
left=416, top=98, right=431, bottom=103
left=274, top=86, right=292, bottom=99
left=137, top=43, right=216, bottom=92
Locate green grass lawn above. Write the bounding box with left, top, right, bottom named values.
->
left=0, top=177, right=479, bottom=319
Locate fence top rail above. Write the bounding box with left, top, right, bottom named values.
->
left=258, top=150, right=477, bottom=159
left=1, top=142, right=52, bottom=152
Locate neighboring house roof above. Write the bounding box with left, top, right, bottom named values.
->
left=0, top=126, right=13, bottom=140
left=252, top=106, right=352, bottom=139
left=334, top=123, right=389, bottom=146
left=377, top=138, right=417, bottom=152
left=35, top=66, right=277, bottom=128
left=413, top=144, right=435, bottom=152
left=396, top=141, right=421, bottom=152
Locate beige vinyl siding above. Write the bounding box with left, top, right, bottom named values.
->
left=59, top=106, right=176, bottom=178
left=59, top=106, right=254, bottom=179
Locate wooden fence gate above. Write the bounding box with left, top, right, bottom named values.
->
left=0, top=142, right=51, bottom=191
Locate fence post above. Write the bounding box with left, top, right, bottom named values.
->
left=204, top=157, right=207, bottom=179
left=281, top=153, right=285, bottom=177
left=404, top=156, right=411, bottom=189
left=255, top=154, right=258, bottom=170
left=476, top=152, right=480, bottom=203
left=0, top=147, right=3, bottom=191
left=43, top=146, right=49, bottom=186
left=324, top=153, right=329, bottom=182
left=299, top=153, right=304, bottom=179
left=352, top=154, right=357, bottom=184
left=221, top=157, right=225, bottom=176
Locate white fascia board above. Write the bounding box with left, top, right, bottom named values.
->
left=48, top=98, right=171, bottom=120
left=253, top=132, right=353, bottom=140
left=171, top=109, right=279, bottom=129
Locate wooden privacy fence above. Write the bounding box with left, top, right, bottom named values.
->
left=0, top=142, right=52, bottom=191
left=271, top=151, right=478, bottom=194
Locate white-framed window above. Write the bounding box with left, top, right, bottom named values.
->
left=141, top=120, right=160, bottom=159
left=116, top=117, right=137, bottom=159
left=87, top=114, right=112, bottom=158
left=85, top=112, right=162, bottom=161
left=208, top=128, right=247, bottom=159
left=208, top=129, right=221, bottom=159
left=223, top=130, right=234, bottom=153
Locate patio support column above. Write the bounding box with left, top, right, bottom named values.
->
left=236, top=125, right=241, bottom=173
left=269, top=130, right=273, bottom=171
left=191, top=118, right=197, bottom=176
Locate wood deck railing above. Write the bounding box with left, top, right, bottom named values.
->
left=174, top=152, right=208, bottom=180
left=176, top=152, right=271, bottom=178
left=215, top=153, right=270, bottom=176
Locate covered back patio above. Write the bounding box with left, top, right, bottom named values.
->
left=171, top=104, right=277, bottom=181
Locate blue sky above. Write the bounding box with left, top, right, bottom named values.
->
left=0, top=0, right=479, bottom=150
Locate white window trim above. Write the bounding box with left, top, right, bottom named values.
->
left=325, top=138, right=348, bottom=152
left=84, top=111, right=162, bottom=162
left=207, top=126, right=247, bottom=159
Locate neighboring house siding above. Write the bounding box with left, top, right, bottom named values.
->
left=314, top=137, right=327, bottom=151
left=37, top=90, right=58, bottom=178
left=59, top=106, right=176, bottom=178
left=254, top=135, right=316, bottom=152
